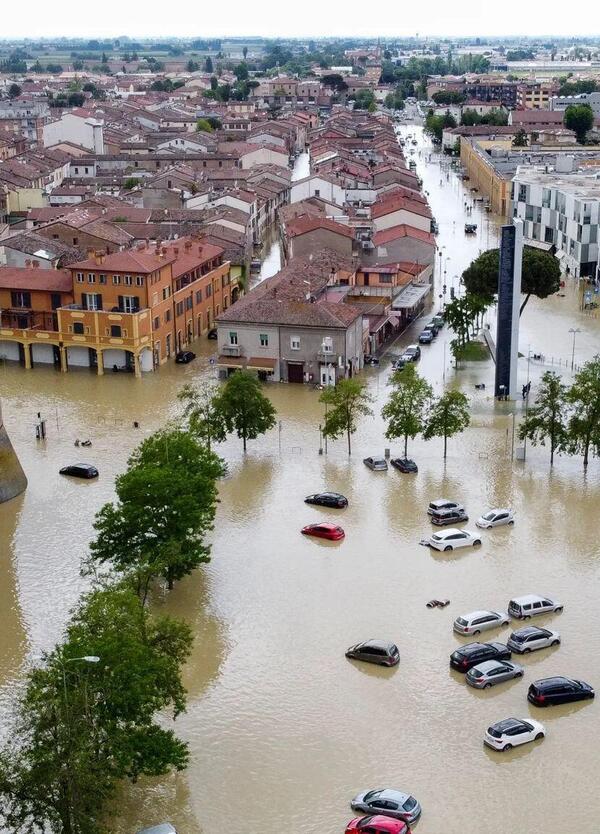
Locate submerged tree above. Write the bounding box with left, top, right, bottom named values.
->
left=179, top=381, right=226, bottom=452
left=382, top=364, right=433, bottom=457
left=217, top=370, right=277, bottom=453
left=424, top=390, right=471, bottom=458
left=518, top=371, right=568, bottom=465
left=564, top=357, right=600, bottom=466
left=319, top=378, right=373, bottom=455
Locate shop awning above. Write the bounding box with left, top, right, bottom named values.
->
left=217, top=355, right=247, bottom=368
left=246, top=357, right=277, bottom=371
left=392, top=282, right=432, bottom=310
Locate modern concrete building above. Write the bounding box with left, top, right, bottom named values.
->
left=512, top=165, right=600, bottom=277
left=0, top=401, right=27, bottom=504
left=551, top=92, right=600, bottom=117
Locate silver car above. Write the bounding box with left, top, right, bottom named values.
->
left=466, top=659, right=524, bottom=689
left=476, top=508, right=515, bottom=528
left=507, top=626, right=561, bottom=654
left=454, top=610, right=510, bottom=636
left=350, top=789, right=422, bottom=824
left=363, top=456, right=388, bottom=471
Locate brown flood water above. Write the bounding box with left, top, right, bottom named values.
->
left=1, top=127, right=600, bottom=834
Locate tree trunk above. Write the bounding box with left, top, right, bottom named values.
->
left=584, top=435, right=590, bottom=467
left=443, top=433, right=447, bottom=459
left=347, top=425, right=351, bottom=456
left=519, top=293, right=531, bottom=316
left=404, top=434, right=408, bottom=457
left=242, top=430, right=247, bottom=453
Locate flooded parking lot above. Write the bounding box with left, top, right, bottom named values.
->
left=1, top=128, right=600, bottom=834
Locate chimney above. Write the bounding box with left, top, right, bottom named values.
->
left=86, top=248, right=95, bottom=260
left=184, top=240, right=192, bottom=251
left=94, top=251, right=104, bottom=265
left=174, top=246, right=179, bottom=255
left=32, top=260, right=39, bottom=269
left=25, top=259, right=31, bottom=267
left=198, top=244, right=203, bottom=255
left=161, top=247, right=167, bottom=255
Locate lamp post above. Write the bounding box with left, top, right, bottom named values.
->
left=569, top=328, right=581, bottom=371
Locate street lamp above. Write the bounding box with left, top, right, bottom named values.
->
left=569, top=328, right=581, bottom=371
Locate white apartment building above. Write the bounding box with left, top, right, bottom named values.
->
left=551, top=92, right=600, bottom=117
left=512, top=164, right=600, bottom=278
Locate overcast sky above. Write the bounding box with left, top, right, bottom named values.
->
left=3, top=0, right=600, bottom=40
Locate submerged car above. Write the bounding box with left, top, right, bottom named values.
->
left=59, top=464, right=98, bottom=479
left=304, top=492, right=348, bottom=508
left=476, top=508, right=514, bottom=528
left=175, top=350, right=196, bottom=364
left=507, top=627, right=561, bottom=654
left=301, top=523, right=345, bottom=541
left=428, top=528, right=481, bottom=551
left=508, top=595, right=563, bottom=619
left=484, top=717, right=545, bottom=751
left=364, top=456, right=388, bottom=471
left=345, top=816, right=410, bottom=834
left=350, top=790, right=421, bottom=824
left=466, top=659, right=524, bottom=689
left=528, top=677, right=595, bottom=707
left=345, top=640, right=400, bottom=667
left=450, top=641, right=511, bottom=672
left=418, top=330, right=433, bottom=345
left=427, top=498, right=464, bottom=516
left=390, top=457, right=418, bottom=473
left=430, top=508, right=469, bottom=527
left=453, top=610, right=509, bottom=635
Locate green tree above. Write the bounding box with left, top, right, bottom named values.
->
left=187, top=59, right=199, bottom=72
left=564, top=103, right=594, bottom=143
left=319, top=378, right=373, bottom=455
left=425, top=110, right=456, bottom=142
left=382, top=363, right=433, bottom=456
left=564, top=357, right=600, bottom=466
left=205, top=56, right=213, bottom=73
left=518, top=370, right=568, bottom=465
left=123, top=176, right=140, bottom=190
left=243, top=46, right=248, bottom=60
left=196, top=117, right=214, bottom=132
left=8, top=83, right=22, bottom=99
left=423, top=390, right=470, bottom=458
left=179, top=381, right=227, bottom=452
left=512, top=128, right=529, bottom=147
left=461, top=246, right=561, bottom=315
left=0, top=584, right=192, bottom=834
left=234, top=62, right=249, bottom=81
left=216, top=370, right=277, bottom=452
left=91, top=429, right=224, bottom=592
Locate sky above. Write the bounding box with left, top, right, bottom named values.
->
left=3, top=0, right=600, bottom=40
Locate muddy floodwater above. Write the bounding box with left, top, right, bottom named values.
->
left=2, top=128, right=600, bottom=834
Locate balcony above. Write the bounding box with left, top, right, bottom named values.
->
left=317, top=348, right=338, bottom=361
left=222, top=343, right=243, bottom=356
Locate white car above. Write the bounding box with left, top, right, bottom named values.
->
left=453, top=610, right=509, bottom=635
left=428, top=528, right=481, bottom=552
left=476, top=508, right=515, bottom=528
left=507, top=626, right=561, bottom=653
left=484, top=717, right=545, bottom=751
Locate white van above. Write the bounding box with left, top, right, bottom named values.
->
left=508, top=595, right=563, bottom=619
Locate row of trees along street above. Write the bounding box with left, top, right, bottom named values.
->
left=0, top=371, right=277, bottom=834
left=319, top=367, right=471, bottom=458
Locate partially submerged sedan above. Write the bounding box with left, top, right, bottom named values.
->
left=345, top=640, right=399, bottom=667
left=364, top=456, right=388, bottom=471
left=301, top=522, right=345, bottom=541
left=345, top=816, right=411, bottom=834
left=427, top=528, right=481, bottom=551
left=304, top=492, right=348, bottom=508
left=484, top=717, right=545, bottom=751
left=476, top=508, right=515, bottom=528
left=350, top=790, right=421, bottom=824
left=466, top=659, right=524, bottom=689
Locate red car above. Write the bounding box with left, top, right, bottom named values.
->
left=346, top=816, right=410, bottom=834
left=301, top=522, right=345, bottom=541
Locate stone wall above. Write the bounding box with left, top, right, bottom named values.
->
left=0, top=402, right=27, bottom=504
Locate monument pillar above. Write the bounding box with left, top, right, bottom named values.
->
left=494, top=219, right=523, bottom=400
left=0, top=401, right=28, bottom=504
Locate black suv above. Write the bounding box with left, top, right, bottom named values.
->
left=528, top=676, right=595, bottom=707
left=450, top=642, right=511, bottom=672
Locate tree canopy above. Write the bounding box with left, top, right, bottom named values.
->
left=382, top=363, right=433, bottom=456
left=424, top=390, right=470, bottom=457
left=461, top=246, right=561, bottom=314
left=564, top=104, right=594, bottom=143
left=216, top=370, right=277, bottom=452
left=518, top=370, right=568, bottom=465
left=564, top=356, right=600, bottom=466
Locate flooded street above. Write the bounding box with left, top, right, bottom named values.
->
left=1, top=128, right=600, bottom=834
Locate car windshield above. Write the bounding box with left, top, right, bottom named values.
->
left=363, top=790, right=379, bottom=802
left=431, top=534, right=443, bottom=541
left=403, top=797, right=416, bottom=811
left=483, top=511, right=496, bottom=520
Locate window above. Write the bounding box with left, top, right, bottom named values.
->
left=322, top=336, right=333, bottom=353
left=11, top=291, right=31, bottom=307
left=76, top=272, right=84, bottom=283
left=260, top=333, right=269, bottom=347
left=110, top=325, right=122, bottom=338
left=206, top=284, right=212, bottom=298
left=291, top=336, right=300, bottom=350
left=124, top=275, right=132, bottom=286
left=165, top=309, right=171, bottom=323
left=195, top=289, right=202, bottom=303
left=162, top=286, right=171, bottom=300
left=88, top=273, right=96, bottom=283
left=120, top=296, right=139, bottom=313
left=185, top=296, right=193, bottom=311
left=73, top=321, right=84, bottom=335
left=99, top=274, right=107, bottom=284
left=136, top=276, right=144, bottom=286
left=176, top=301, right=184, bottom=316
left=229, top=331, right=238, bottom=345
left=112, top=275, right=121, bottom=285
left=83, top=293, right=102, bottom=311
left=72, top=237, right=78, bottom=245
left=153, top=316, right=159, bottom=330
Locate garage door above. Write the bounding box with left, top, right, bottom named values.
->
left=287, top=362, right=304, bottom=383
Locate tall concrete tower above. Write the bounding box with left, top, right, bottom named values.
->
left=494, top=220, right=523, bottom=400
left=0, top=401, right=27, bottom=504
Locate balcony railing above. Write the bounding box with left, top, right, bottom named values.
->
left=222, top=344, right=243, bottom=356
